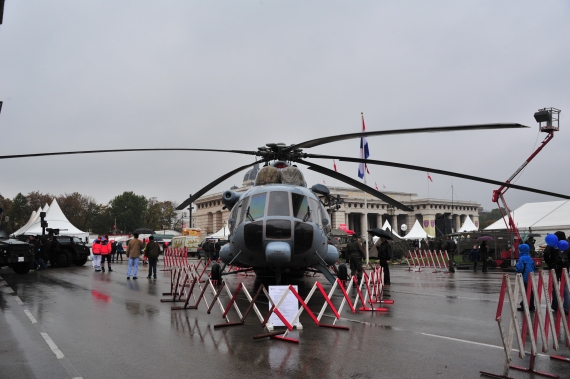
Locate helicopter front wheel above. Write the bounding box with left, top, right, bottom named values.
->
left=210, top=263, right=222, bottom=284
left=337, top=263, right=348, bottom=282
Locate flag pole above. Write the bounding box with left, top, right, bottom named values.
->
left=361, top=112, right=369, bottom=264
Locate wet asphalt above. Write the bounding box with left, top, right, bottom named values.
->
left=1, top=260, right=569, bottom=379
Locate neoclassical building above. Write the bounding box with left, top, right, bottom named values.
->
left=192, top=164, right=481, bottom=237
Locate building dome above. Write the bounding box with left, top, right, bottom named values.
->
left=242, top=163, right=260, bottom=187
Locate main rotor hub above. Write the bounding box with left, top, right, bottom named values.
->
left=256, top=143, right=306, bottom=162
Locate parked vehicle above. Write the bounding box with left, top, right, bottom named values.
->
left=0, top=229, right=34, bottom=274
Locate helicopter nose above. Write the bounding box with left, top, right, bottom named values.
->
left=265, top=241, right=291, bottom=264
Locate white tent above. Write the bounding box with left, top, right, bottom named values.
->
left=485, top=200, right=570, bottom=231
left=401, top=220, right=434, bottom=240
left=13, top=199, right=89, bottom=240
left=154, top=230, right=181, bottom=236
left=381, top=219, right=402, bottom=238
left=458, top=216, right=479, bottom=233
left=207, top=225, right=230, bottom=239
left=13, top=210, right=36, bottom=236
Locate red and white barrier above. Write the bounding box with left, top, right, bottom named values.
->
left=406, top=250, right=450, bottom=272
left=159, top=261, right=398, bottom=344
left=163, top=247, right=189, bottom=269
left=481, top=269, right=570, bottom=378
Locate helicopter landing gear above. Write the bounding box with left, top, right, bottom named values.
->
left=337, top=263, right=348, bottom=282
left=210, top=263, right=222, bottom=284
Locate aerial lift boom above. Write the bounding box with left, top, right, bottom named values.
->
left=491, top=108, right=560, bottom=256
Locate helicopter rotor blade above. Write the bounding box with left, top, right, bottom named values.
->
left=176, top=160, right=267, bottom=210
left=306, top=154, right=570, bottom=200
left=295, top=159, right=414, bottom=212
left=285, top=123, right=528, bottom=152
left=0, top=148, right=258, bottom=161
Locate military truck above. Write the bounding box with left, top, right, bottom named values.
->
left=0, top=229, right=35, bottom=274
left=51, top=235, right=90, bottom=267
left=15, top=234, right=90, bottom=268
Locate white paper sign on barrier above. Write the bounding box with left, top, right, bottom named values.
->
left=269, top=285, right=299, bottom=327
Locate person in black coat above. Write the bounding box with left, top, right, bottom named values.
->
left=346, top=235, right=365, bottom=282
left=445, top=236, right=457, bottom=273
left=479, top=241, right=489, bottom=272
left=375, top=236, right=393, bottom=285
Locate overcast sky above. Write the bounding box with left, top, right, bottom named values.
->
left=1, top=1, right=569, bottom=212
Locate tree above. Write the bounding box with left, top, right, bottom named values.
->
left=8, top=193, right=30, bottom=232
left=27, top=191, right=54, bottom=212
left=479, top=208, right=506, bottom=230
left=109, top=192, right=148, bottom=233
left=57, top=192, right=101, bottom=232
left=90, top=205, right=113, bottom=234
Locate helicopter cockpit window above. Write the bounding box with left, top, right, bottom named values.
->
left=236, top=200, right=247, bottom=225
left=309, top=198, right=321, bottom=226
left=267, top=191, right=290, bottom=217
left=248, top=193, right=267, bottom=220
left=291, top=193, right=311, bottom=221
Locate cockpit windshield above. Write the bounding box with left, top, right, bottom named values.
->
left=267, top=191, right=290, bottom=216
left=292, top=193, right=312, bottom=222
left=248, top=193, right=266, bottom=220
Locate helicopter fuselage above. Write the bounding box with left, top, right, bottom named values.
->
left=219, top=184, right=339, bottom=274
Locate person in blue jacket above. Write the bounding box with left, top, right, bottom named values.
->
left=469, top=244, right=480, bottom=272
left=515, top=244, right=535, bottom=311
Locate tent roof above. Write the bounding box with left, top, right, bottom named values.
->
left=401, top=220, right=434, bottom=240
left=485, top=200, right=569, bottom=231
left=458, top=216, right=478, bottom=233
left=13, top=210, right=36, bottom=236
left=381, top=220, right=402, bottom=239
left=14, top=199, right=88, bottom=238
left=208, top=225, right=230, bottom=239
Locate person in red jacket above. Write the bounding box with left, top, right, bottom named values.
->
left=92, top=236, right=102, bottom=272
left=100, top=235, right=113, bottom=273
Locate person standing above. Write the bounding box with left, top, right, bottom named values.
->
left=445, top=236, right=457, bottom=273
left=346, top=234, right=365, bottom=283
left=515, top=244, right=535, bottom=311
left=480, top=241, right=489, bottom=272
left=203, top=239, right=215, bottom=261
left=100, top=235, right=113, bottom=273
left=116, top=242, right=125, bottom=262
left=144, top=235, right=160, bottom=279
left=91, top=236, right=102, bottom=271
left=376, top=236, right=392, bottom=285
left=110, top=240, right=117, bottom=263
left=469, top=244, right=480, bottom=272
left=544, top=231, right=570, bottom=315
left=126, top=233, right=145, bottom=280
left=50, top=237, right=61, bottom=268
left=37, top=238, right=48, bottom=270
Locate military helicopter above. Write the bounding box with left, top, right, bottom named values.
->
left=2, top=120, right=569, bottom=284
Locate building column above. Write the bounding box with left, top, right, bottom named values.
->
left=453, top=214, right=460, bottom=232
left=207, top=212, right=213, bottom=234
left=334, top=210, right=346, bottom=229
left=406, top=214, right=415, bottom=233
left=391, top=215, right=397, bottom=233
left=376, top=214, right=383, bottom=229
